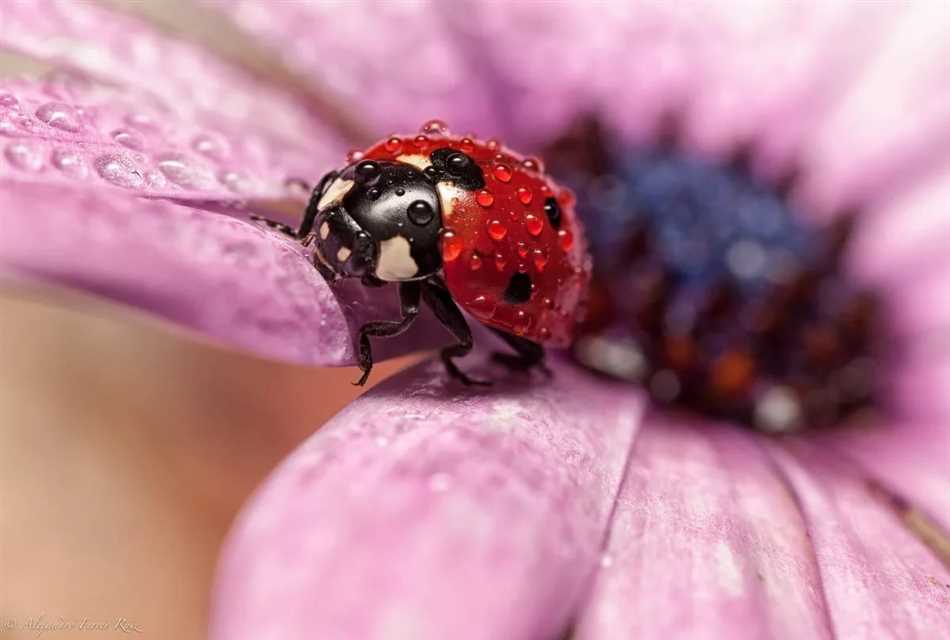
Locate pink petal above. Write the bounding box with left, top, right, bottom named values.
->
left=0, top=180, right=445, bottom=365
left=211, top=357, right=644, bottom=640
left=765, top=439, right=950, bottom=637
left=574, top=416, right=832, bottom=640
left=204, top=0, right=502, bottom=136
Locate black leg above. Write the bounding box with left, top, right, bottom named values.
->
left=249, top=170, right=338, bottom=239
left=354, top=281, right=421, bottom=386
left=490, top=328, right=550, bottom=375
left=422, top=277, right=490, bottom=386
left=297, top=170, right=338, bottom=239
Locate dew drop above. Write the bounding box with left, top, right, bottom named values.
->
left=413, top=134, right=429, bottom=150
left=191, top=133, right=228, bottom=159
left=468, top=294, right=496, bottom=319
left=487, top=219, right=507, bottom=241
left=493, top=163, right=512, bottom=183
left=539, top=327, right=552, bottom=341
left=486, top=138, right=501, bottom=150
left=517, top=262, right=529, bottom=273
left=513, top=310, right=532, bottom=335
left=0, top=93, right=19, bottom=109
left=145, top=169, right=167, bottom=189
left=476, top=189, right=494, bottom=207
left=51, top=149, right=87, bottom=178
left=156, top=153, right=214, bottom=189
left=374, top=435, right=390, bottom=448
left=525, top=213, right=544, bottom=236
left=345, top=148, right=365, bottom=163
left=13, top=114, right=37, bottom=133
left=599, top=553, right=615, bottom=568
left=460, top=137, right=475, bottom=152
left=521, top=156, right=543, bottom=172
left=516, top=186, right=533, bottom=205
left=441, top=230, right=463, bottom=261
left=124, top=112, right=157, bottom=131
left=558, top=228, right=574, bottom=250
left=35, top=101, right=80, bottom=132
left=218, top=169, right=253, bottom=193
left=112, top=129, right=145, bottom=150
left=95, top=153, right=145, bottom=188
left=494, top=251, right=507, bottom=271
left=542, top=297, right=555, bottom=309
left=384, top=136, right=402, bottom=153
left=420, top=119, right=449, bottom=135
left=5, top=142, right=42, bottom=171
left=469, top=253, right=482, bottom=271
left=533, top=248, right=549, bottom=272
left=516, top=241, right=529, bottom=258
left=0, top=116, right=17, bottom=137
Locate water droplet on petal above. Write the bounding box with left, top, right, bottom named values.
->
left=95, top=153, right=145, bottom=188
left=476, top=189, right=494, bottom=207
left=525, top=213, right=544, bottom=236
left=441, top=230, right=463, bottom=261
left=51, top=149, right=87, bottom=178
left=493, top=163, right=512, bottom=183
left=112, top=128, right=144, bottom=150
left=487, top=219, right=507, bottom=241
left=517, top=186, right=533, bottom=205
left=218, top=169, right=253, bottom=193
left=191, top=133, right=228, bottom=159
left=145, top=169, right=167, bottom=189
left=558, top=228, right=574, bottom=250
left=345, top=149, right=364, bottom=163
left=5, top=142, right=43, bottom=171
left=0, top=93, right=19, bottom=109
left=124, top=112, right=157, bottom=131
left=156, top=153, right=214, bottom=189
left=384, top=136, right=402, bottom=153
left=374, top=435, right=390, bottom=447
left=35, top=102, right=80, bottom=132
left=420, top=119, right=448, bottom=135
left=14, top=115, right=37, bottom=133
left=600, top=553, right=614, bottom=568
left=0, top=116, right=17, bottom=137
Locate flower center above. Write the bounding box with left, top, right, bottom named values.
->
left=544, top=118, right=882, bottom=432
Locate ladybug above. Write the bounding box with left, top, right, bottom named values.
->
left=256, top=121, right=591, bottom=385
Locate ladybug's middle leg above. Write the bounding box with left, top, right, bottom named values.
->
left=422, top=277, right=490, bottom=387
left=353, top=281, right=421, bottom=386
left=489, top=328, right=550, bottom=376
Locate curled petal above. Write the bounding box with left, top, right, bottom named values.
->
left=0, top=181, right=446, bottom=365
left=575, top=417, right=832, bottom=640
left=211, top=357, right=644, bottom=640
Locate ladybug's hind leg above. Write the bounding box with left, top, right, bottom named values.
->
left=422, top=277, right=491, bottom=387
left=489, top=329, right=551, bottom=376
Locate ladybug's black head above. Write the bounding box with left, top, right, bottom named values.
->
left=311, top=159, right=444, bottom=282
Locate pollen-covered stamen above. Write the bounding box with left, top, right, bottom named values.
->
left=545, top=118, right=884, bottom=431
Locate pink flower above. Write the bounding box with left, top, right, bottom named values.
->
left=1, top=1, right=947, bottom=638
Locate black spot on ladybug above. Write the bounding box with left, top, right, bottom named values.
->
left=355, top=160, right=380, bottom=182
left=407, top=200, right=434, bottom=226
left=543, top=197, right=562, bottom=229
left=504, top=272, right=532, bottom=304
left=428, top=147, right=485, bottom=190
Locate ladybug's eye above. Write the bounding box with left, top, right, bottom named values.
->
left=355, top=160, right=381, bottom=181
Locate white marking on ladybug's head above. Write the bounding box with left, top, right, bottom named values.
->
left=336, top=246, right=352, bottom=263
left=318, top=178, right=354, bottom=210
left=375, top=235, right=419, bottom=281
left=435, top=183, right=468, bottom=220
left=395, top=154, right=432, bottom=171
left=319, top=222, right=330, bottom=240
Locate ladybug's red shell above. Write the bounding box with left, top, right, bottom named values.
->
left=361, top=133, right=591, bottom=347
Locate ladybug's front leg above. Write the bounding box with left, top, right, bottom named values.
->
left=422, top=277, right=490, bottom=387
left=354, top=281, right=421, bottom=386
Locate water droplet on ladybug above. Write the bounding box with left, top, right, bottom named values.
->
left=513, top=310, right=532, bottom=335
left=413, top=134, right=429, bottom=149
left=441, top=230, right=463, bottom=261
left=469, top=253, right=482, bottom=271
left=35, top=101, right=80, bottom=132
left=487, top=219, right=507, bottom=241
left=346, top=149, right=365, bottom=163
left=494, top=251, right=508, bottom=271
left=558, top=228, right=574, bottom=250
left=486, top=138, right=501, bottom=150
left=407, top=199, right=434, bottom=226
left=517, top=262, right=529, bottom=273
left=384, top=137, right=402, bottom=153
left=476, top=190, right=494, bottom=207
left=525, top=213, right=544, bottom=236
left=420, top=119, right=449, bottom=135
left=468, top=294, right=496, bottom=320
left=521, top=157, right=544, bottom=172
left=539, top=327, right=552, bottom=340
left=533, top=248, right=548, bottom=272
left=355, top=160, right=380, bottom=181
left=460, top=137, right=475, bottom=152
left=368, top=187, right=381, bottom=200
left=395, top=187, right=406, bottom=196
left=516, top=241, right=529, bottom=258
left=493, top=164, right=512, bottom=183
left=517, top=186, right=533, bottom=205
left=542, top=297, right=555, bottom=309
